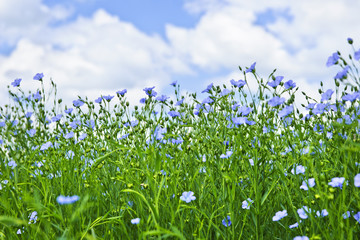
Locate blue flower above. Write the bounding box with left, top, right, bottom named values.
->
left=131, top=218, right=140, bottom=225
left=312, top=103, right=328, bottom=115
left=268, top=76, right=283, bottom=88
left=342, top=92, right=360, bottom=102
left=25, top=112, right=33, bottom=118
left=64, top=108, right=73, bottom=114
left=175, top=98, right=184, bottom=106
left=180, top=191, right=196, bottom=203
left=28, top=211, right=38, bottom=224
left=33, top=73, right=44, bottom=80
left=8, top=160, right=17, bottom=169
left=300, top=178, right=315, bottom=190
left=117, top=89, right=127, bottom=96
left=220, top=151, right=233, bottom=159
left=242, top=198, right=253, bottom=209
left=232, top=117, right=247, bottom=126
left=272, top=210, right=287, bottom=221
left=103, top=95, right=114, bottom=102
left=143, top=86, right=157, bottom=97
left=291, top=164, right=305, bottom=174
left=297, top=206, right=309, bottom=219
left=316, top=209, right=328, bottom=217
left=354, top=212, right=360, bottom=223
left=326, top=52, right=339, bottom=67
left=51, top=114, right=62, bottom=122
left=79, top=133, right=87, bottom=141
left=230, top=79, right=246, bottom=88
left=170, top=80, right=177, bottom=86
left=354, top=173, right=360, bottom=187
left=335, top=66, right=350, bottom=79
left=40, top=142, right=52, bottom=151
left=27, top=129, right=36, bottom=137
left=73, top=99, right=84, bottom=107
left=202, top=97, right=214, bottom=104
left=321, top=89, right=334, bottom=102
left=56, top=195, right=80, bottom=205
left=168, top=111, right=180, bottom=117
left=268, top=96, right=285, bottom=107
left=343, top=211, right=351, bottom=219
left=328, top=177, right=346, bottom=188
left=11, top=78, right=22, bottom=87
left=140, top=98, right=146, bottom=104
left=220, top=89, right=231, bottom=96
left=279, top=105, right=293, bottom=118
left=245, top=62, right=256, bottom=73
left=284, top=80, right=296, bottom=89
left=355, top=49, right=360, bottom=61
left=201, top=83, right=213, bottom=93
left=289, top=222, right=299, bottom=229
left=293, top=236, right=309, bottom=240
left=64, top=132, right=74, bottom=139
left=156, top=95, right=169, bottom=102
left=33, top=91, right=42, bottom=101
left=222, top=216, right=231, bottom=227
left=95, top=97, right=102, bottom=103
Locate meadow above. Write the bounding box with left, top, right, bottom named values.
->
left=1, top=39, right=360, bottom=239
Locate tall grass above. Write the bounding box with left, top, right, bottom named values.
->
left=0, top=40, right=360, bottom=239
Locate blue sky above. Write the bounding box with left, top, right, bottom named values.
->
left=0, top=0, right=360, bottom=108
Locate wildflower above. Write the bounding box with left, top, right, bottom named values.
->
left=354, top=173, right=360, bottom=187
left=238, top=106, right=252, bottom=116
left=233, top=117, right=247, bottom=126
left=131, top=218, right=140, bottom=225
left=293, top=236, right=309, bottom=240
left=289, top=222, right=299, bottom=229
left=25, top=112, right=33, bottom=118
left=11, top=78, right=22, bottom=87
left=143, top=86, right=157, bottom=97
left=343, top=211, right=351, bottom=219
left=156, top=95, right=169, bottom=102
left=284, top=80, right=296, bottom=89
left=95, top=97, right=102, bottom=103
left=154, top=126, right=166, bottom=140
left=73, top=99, right=84, bottom=107
left=354, top=212, right=360, bottom=223
left=168, top=111, right=181, bottom=118
left=230, top=79, right=246, bottom=88
left=64, top=108, right=73, bottom=114
left=348, top=38, right=353, bottom=44
left=316, top=209, right=328, bottom=217
left=328, top=177, right=346, bottom=188
left=306, top=103, right=316, bottom=110
left=202, top=97, right=214, bottom=104
left=69, top=120, right=81, bottom=129
left=222, top=216, right=231, bottom=227
left=64, top=132, right=74, bottom=139
left=79, top=133, right=87, bottom=141
left=170, top=80, right=177, bottom=86
left=245, top=62, right=256, bottom=73
left=140, top=98, right=146, bottom=104
left=355, top=49, right=360, bottom=61
left=220, top=151, right=233, bottom=159
left=0, top=122, right=5, bottom=127
left=321, top=89, right=334, bottom=102
left=268, top=96, right=285, bottom=107
left=272, top=210, right=287, bottom=221
left=300, top=178, right=315, bottom=190
left=40, top=142, right=52, bottom=151
left=33, top=73, right=44, bottom=80
left=297, top=206, right=309, bottom=219
left=242, top=198, right=253, bottom=209
left=326, top=52, right=339, bottom=67
left=180, top=191, right=196, bottom=203
left=335, top=66, right=350, bottom=79
left=28, top=211, right=38, bottom=224
left=56, top=195, right=80, bottom=205
left=175, top=98, right=184, bottom=106
left=33, top=91, right=42, bottom=101
left=342, top=92, right=360, bottom=102
left=117, top=89, right=127, bottom=96
left=279, top=105, right=293, bottom=118
left=102, top=95, right=114, bottom=102
left=8, top=160, right=17, bottom=169
left=268, top=76, right=283, bottom=88
left=312, top=103, right=328, bottom=114
left=291, top=165, right=305, bottom=175
left=249, top=159, right=254, bottom=166
left=220, top=89, right=231, bottom=96
left=202, top=83, right=213, bottom=93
